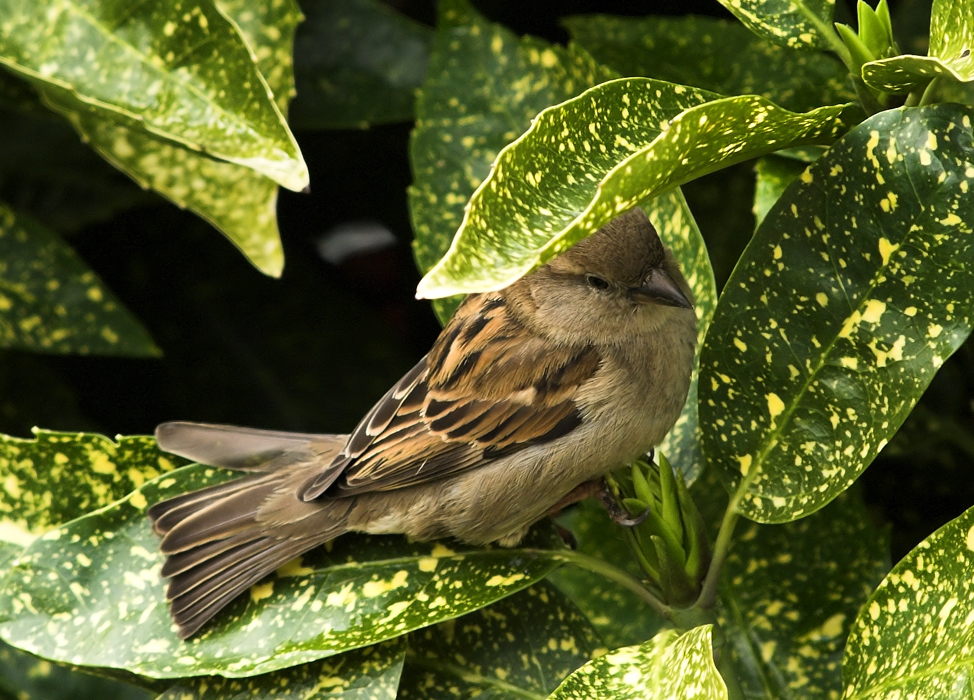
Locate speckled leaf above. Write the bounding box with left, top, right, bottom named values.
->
left=290, top=0, right=432, bottom=130
left=0, top=429, right=183, bottom=539
left=408, top=0, right=617, bottom=322
left=841, top=503, right=974, bottom=699
left=398, top=581, right=604, bottom=699
left=862, top=0, right=974, bottom=94
left=549, top=500, right=665, bottom=649
left=415, top=78, right=854, bottom=299
left=0, top=463, right=566, bottom=679
left=549, top=626, right=726, bottom=700
left=752, top=156, right=807, bottom=226
left=719, top=489, right=889, bottom=699
left=0, top=203, right=158, bottom=355
left=713, top=0, right=835, bottom=51
left=0, top=0, right=307, bottom=191
left=564, top=14, right=853, bottom=112
left=158, top=641, right=405, bottom=700
left=0, top=643, right=151, bottom=700
left=700, top=104, right=974, bottom=523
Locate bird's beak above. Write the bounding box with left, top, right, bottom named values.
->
left=630, top=269, right=693, bottom=308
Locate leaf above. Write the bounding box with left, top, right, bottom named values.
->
left=862, top=0, right=974, bottom=93
left=0, top=203, right=158, bottom=356
left=0, top=643, right=151, bottom=700
left=0, top=463, right=566, bottom=679
left=842, top=503, right=974, bottom=699
left=548, top=626, right=727, bottom=700
left=290, top=0, right=433, bottom=130
left=564, top=14, right=854, bottom=113
left=719, top=489, right=889, bottom=699
left=397, top=581, right=603, bottom=699
left=0, top=429, right=182, bottom=538
left=699, top=104, right=974, bottom=523
left=648, top=192, right=717, bottom=484
left=415, top=79, right=855, bottom=299
left=0, top=0, right=307, bottom=191
left=549, top=501, right=665, bottom=649
left=158, top=640, right=405, bottom=700
left=752, top=156, right=807, bottom=227
left=408, top=0, right=617, bottom=322
left=712, top=0, right=835, bottom=51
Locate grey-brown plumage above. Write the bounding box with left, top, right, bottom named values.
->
left=149, top=208, right=697, bottom=639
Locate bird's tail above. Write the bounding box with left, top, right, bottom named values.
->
left=149, top=422, right=350, bottom=639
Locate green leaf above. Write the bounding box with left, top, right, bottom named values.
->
left=408, top=0, right=617, bottom=322
left=548, top=626, right=727, bottom=699
left=0, top=429, right=182, bottom=538
left=719, top=489, right=889, bottom=699
left=158, top=641, right=405, bottom=700
left=752, top=156, right=807, bottom=227
left=0, top=463, right=565, bottom=679
left=550, top=501, right=665, bottom=649
left=564, top=14, right=854, bottom=112
left=842, top=503, right=974, bottom=699
left=290, top=0, right=433, bottom=130
left=398, top=581, right=603, bottom=699
left=712, top=0, right=835, bottom=51
left=0, top=0, right=307, bottom=191
left=416, top=78, right=854, bottom=299
left=700, top=104, right=974, bottom=523
left=650, top=192, right=717, bottom=483
left=861, top=0, right=974, bottom=93
left=0, top=643, right=151, bottom=700
left=0, top=203, right=158, bottom=356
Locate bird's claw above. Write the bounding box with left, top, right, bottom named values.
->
left=597, top=480, right=650, bottom=527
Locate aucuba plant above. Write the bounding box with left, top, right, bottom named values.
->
left=0, top=0, right=972, bottom=698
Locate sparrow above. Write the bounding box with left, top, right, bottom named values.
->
left=149, top=207, right=697, bottom=639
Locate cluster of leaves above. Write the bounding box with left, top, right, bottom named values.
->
left=1, top=0, right=974, bottom=698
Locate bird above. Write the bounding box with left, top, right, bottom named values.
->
left=149, top=207, right=697, bottom=639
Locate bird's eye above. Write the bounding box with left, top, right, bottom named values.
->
left=586, top=275, right=610, bottom=291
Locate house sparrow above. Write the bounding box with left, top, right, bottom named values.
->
left=149, top=207, right=697, bottom=638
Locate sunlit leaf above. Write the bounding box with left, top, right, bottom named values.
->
left=752, top=156, right=807, bottom=227
left=713, top=0, right=835, bottom=51
left=842, top=503, right=974, bottom=699
left=0, top=463, right=565, bottom=679
left=408, top=0, right=617, bottom=322
left=700, top=104, right=974, bottom=523
left=158, top=641, right=405, bottom=700
left=0, top=0, right=307, bottom=191
left=548, top=626, right=726, bottom=700
left=416, top=77, right=853, bottom=299
left=0, top=204, right=158, bottom=356
left=862, top=0, right=974, bottom=93
left=398, top=582, right=603, bottom=699
left=291, top=0, right=433, bottom=129
left=564, top=14, right=853, bottom=112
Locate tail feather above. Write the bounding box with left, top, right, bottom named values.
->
left=149, top=423, right=349, bottom=639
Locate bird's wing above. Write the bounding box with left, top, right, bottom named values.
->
left=299, top=293, right=602, bottom=500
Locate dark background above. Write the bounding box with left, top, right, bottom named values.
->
left=2, top=0, right=965, bottom=560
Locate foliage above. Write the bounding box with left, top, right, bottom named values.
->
left=0, top=0, right=972, bottom=698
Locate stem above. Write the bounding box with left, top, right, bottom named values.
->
left=797, top=5, right=853, bottom=69
left=553, top=549, right=673, bottom=620
left=695, top=501, right=740, bottom=610
left=716, top=643, right=747, bottom=700
left=919, top=77, right=942, bottom=106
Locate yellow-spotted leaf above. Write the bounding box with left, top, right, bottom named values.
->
left=0, top=464, right=566, bottom=678
left=398, top=582, right=603, bottom=699
left=415, top=79, right=854, bottom=299
left=700, top=104, right=974, bottom=523
left=713, top=0, right=835, bottom=51
left=752, top=156, right=807, bottom=227
left=862, top=0, right=974, bottom=94
left=290, top=0, right=433, bottom=130
left=0, top=0, right=307, bottom=191
left=409, top=0, right=617, bottom=322
left=842, top=504, right=974, bottom=699
left=158, top=641, right=405, bottom=700
left=548, top=626, right=726, bottom=700
left=565, top=14, right=853, bottom=112
left=0, top=204, right=158, bottom=356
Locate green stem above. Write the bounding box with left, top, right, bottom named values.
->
left=796, top=5, right=853, bottom=69
left=918, top=77, right=942, bottom=106
left=716, top=641, right=747, bottom=700
left=553, top=549, right=673, bottom=619
left=695, top=500, right=740, bottom=610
